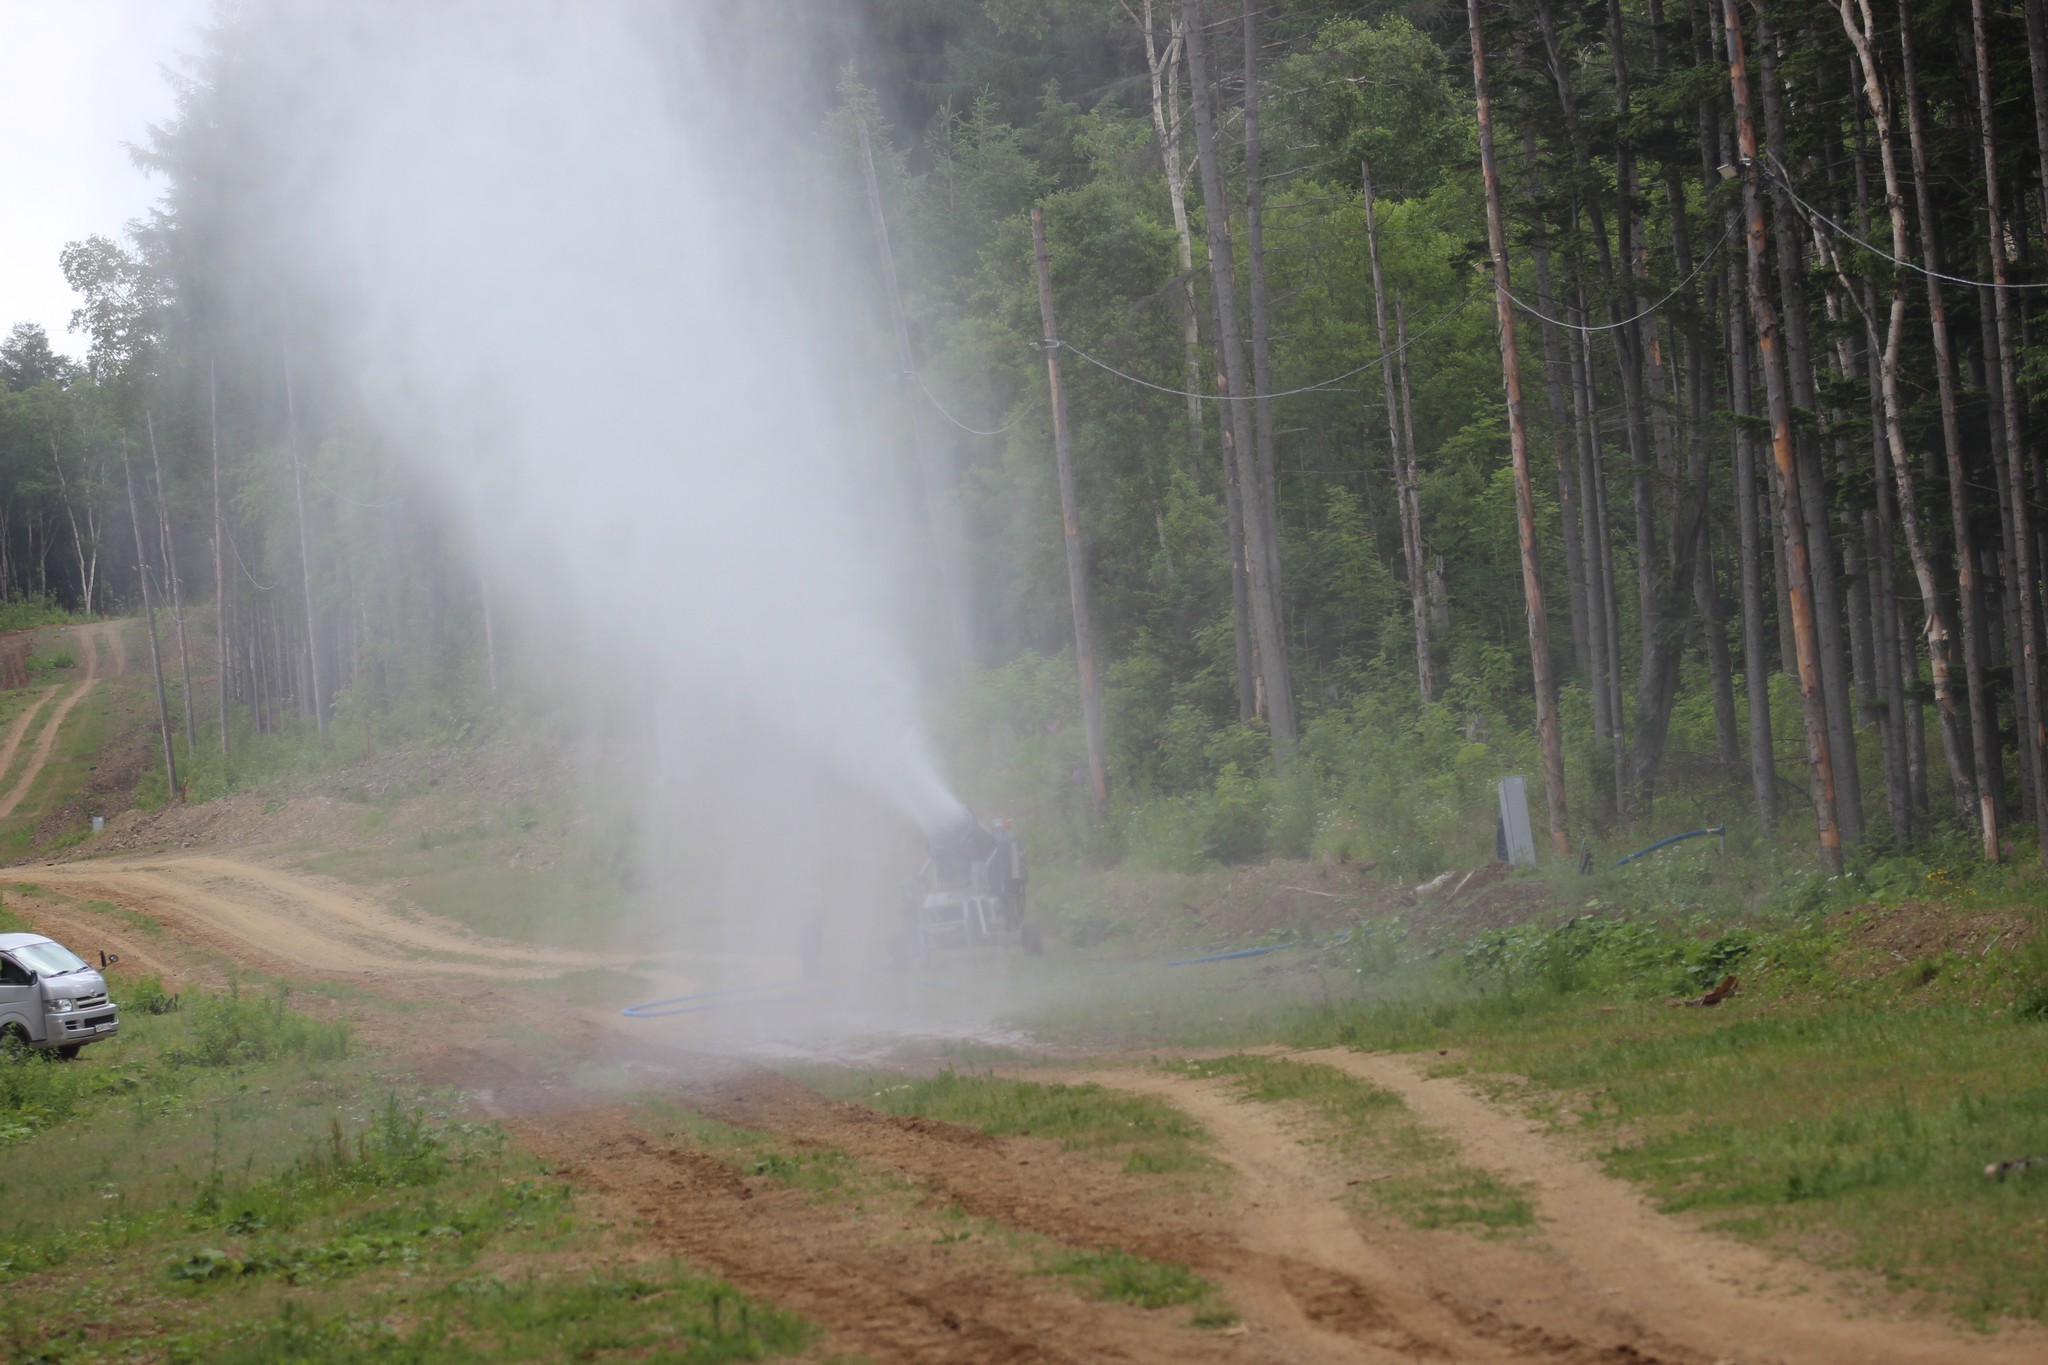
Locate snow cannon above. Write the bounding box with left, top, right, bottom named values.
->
left=898, top=809, right=1037, bottom=962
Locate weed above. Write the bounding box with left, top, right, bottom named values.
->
left=170, top=982, right=351, bottom=1067
left=1038, top=1246, right=1222, bottom=1314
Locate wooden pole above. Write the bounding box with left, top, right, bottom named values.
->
left=1469, top=0, right=1570, bottom=859
left=210, top=360, right=230, bottom=758
left=1723, top=0, right=1842, bottom=873
left=1030, top=207, right=1110, bottom=817
left=121, top=439, right=179, bottom=800
left=282, top=347, right=325, bottom=734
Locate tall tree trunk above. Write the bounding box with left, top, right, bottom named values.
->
left=1524, top=138, right=1591, bottom=679
left=1838, top=0, right=1977, bottom=833
left=144, top=411, right=197, bottom=755
left=282, top=348, right=326, bottom=734
left=1237, top=0, right=1296, bottom=753
left=121, top=441, right=179, bottom=800
left=1724, top=0, right=1844, bottom=872
left=1759, top=23, right=1863, bottom=843
left=1728, top=263, right=1780, bottom=833
left=1031, top=208, right=1110, bottom=817
left=1972, top=0, right=2048, bottom=858
left=1183, top=0, right=1294, bottom=764
left=1395, top=295, right=1435, bottom=690
left=1899, top=0, right=1995, bottom=852
left=1471, top=0, right=1570, bottom=858
left=1363, top=159, right=1432, bottom=703
left=210, top=361, right=231, bottom=758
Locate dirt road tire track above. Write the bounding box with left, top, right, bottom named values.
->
left=511, top=1105, right=1287, bottom=1365
left=0, top=622, right=117, bottom=821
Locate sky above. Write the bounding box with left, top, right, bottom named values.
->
left=0, top=0, right=211, bottom=359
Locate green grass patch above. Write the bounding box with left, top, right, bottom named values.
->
left=190, top=1264, right=814, bottom=1363
left=1036, top=1246, right=1232, bottom=1324
left=1170, top=1054, right=1534, bottom=1233
left=0, top=597, right=86, bottom=634
left=834, top=1071, right=1214, bottom=1174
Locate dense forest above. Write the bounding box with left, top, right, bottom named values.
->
left=7, top=0, right=2048, bottom=877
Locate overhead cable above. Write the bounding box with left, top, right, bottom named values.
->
left=1052, top=290, right=1479, bottom=403
left=1760, top=156, right=2048, bottom=291
left=910, top=370, right=1033, bottom=436
left=1503, top=225, right=1733, bottom=333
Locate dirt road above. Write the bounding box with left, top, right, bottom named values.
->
left=0, top=621, right=121, bottom=820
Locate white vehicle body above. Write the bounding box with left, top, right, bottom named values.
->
left=0, top=932, right=119, bottom=1056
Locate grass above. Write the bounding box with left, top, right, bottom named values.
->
left=1036, top=1247, right=1234, bottom=1324
left=3, top=1006, right=814, bottom=1363
left=1168, top=1054, right=1534, bottom=1232
left=825, top=1070, right=1215, bottom=1175
left=1265, top=860, right=2048, bottom=1322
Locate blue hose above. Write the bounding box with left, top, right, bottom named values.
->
left=1611, top=825, right=1725, bottom=868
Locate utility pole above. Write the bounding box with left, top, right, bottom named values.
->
left=121, top=439, right=179, bottom=801
left=1723, top=0, right=1843, bottom=872
left=209, top=361, right=230, bottom=757
left=144, top=410, right=196, bottom=754
left=1469, top=0, right=1570, bottom=858
left=1031, top=206, right=1110, bottom=817
left=282, top=347, right=325, bottom=734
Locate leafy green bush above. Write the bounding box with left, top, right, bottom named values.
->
left=123, top=974, right=183, bottom=1015
left=171, top=983, right=351, bottom=1067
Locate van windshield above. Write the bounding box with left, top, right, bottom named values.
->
left=12, top=941, right=87, bottom=978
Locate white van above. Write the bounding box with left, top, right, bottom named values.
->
left=0, top=933, right=119, bottom=1058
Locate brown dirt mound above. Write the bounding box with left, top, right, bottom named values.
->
left=1831, top=899, right=2035, bottom=979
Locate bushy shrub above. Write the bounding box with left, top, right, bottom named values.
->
left=171, top=983, right=351, bottom=1067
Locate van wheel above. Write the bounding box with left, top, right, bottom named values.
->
left=56, top=1045, right=81, bottom=1060
left=0, top=1026, right=30, bottom=1061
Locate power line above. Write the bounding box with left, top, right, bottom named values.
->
left=1053, top=291, right=1479, bottom=402
left=910, top=371, right=1033, bottom=436
left=226, top=532, right=277, bottom=592
left=1503, top=225, right=1733, bottom=333
left=1761, top=156, right=2048, bottom=292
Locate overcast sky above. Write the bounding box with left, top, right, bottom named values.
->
left=1, top=0, right=211, bottom=359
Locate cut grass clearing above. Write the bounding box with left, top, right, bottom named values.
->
left=821, top=1069, right=1216, bottom=1175
left=1167, top=1054, right=1534, bottom=1232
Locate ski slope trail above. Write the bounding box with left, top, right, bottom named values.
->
left=0, top=621, right=120, bottom=820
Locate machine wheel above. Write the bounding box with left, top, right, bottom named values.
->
left=1020, top=924, right=1043, bottom=956
left=56, top=1044, right=81, bottom=1060
left=0, top=1026, right=30, bottom=1061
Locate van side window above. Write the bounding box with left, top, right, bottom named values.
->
left=0, top=956, right=28, bottom=986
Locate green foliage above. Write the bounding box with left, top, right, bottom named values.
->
left=170, top=982, right=352, bottom=1068
left=1036, top=1247, right=1223, bottom=1314
left=188, top=1265, right=813, bottom=1363
left=0, top=598, right=84, bottom=634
